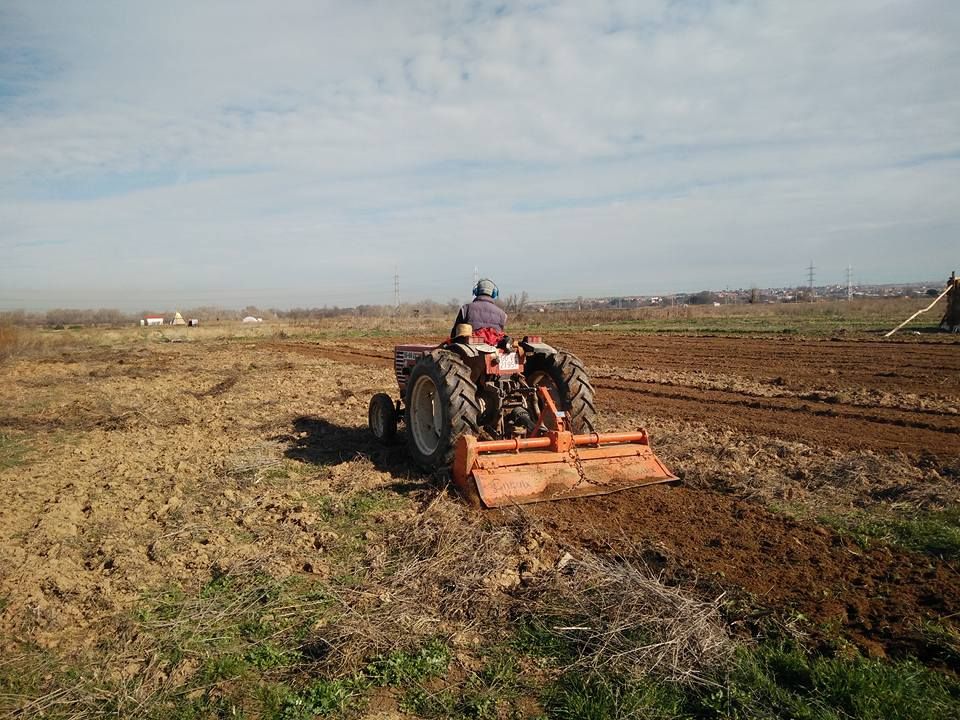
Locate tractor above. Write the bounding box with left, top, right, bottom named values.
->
left=368, top=331, right=675, bottom=507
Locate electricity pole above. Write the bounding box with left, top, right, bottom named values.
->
left=394, top=269, right=400, bottom=309
left=846, top=264, right=853, bottom=301
left=807, top=261, right=816, bottom=301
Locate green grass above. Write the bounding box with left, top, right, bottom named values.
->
left=512, top=615, right=580, bottom=665
left=365, top=638, right=451, bottom=686
left=921, top=619, right=960, bottom=666
left=541, top=643, right=960, bottom=720
left=275, top=676, right=369, bottom=719
left=821, top=508, right=960, bottom=560
left=0, top=433, right=29, bottom=470
left=702, top=642, right=960, bottom=720
left=273, top=639, right=453, bottom=719
left=313, top=489, right=400, bottom=524
left=514, top=617, right=960, bottom=720
left=544, top=672, right=685, bottom=720
left=8, top=607, right=960, bottom=720
left=398, top=647, right=525, bottom=720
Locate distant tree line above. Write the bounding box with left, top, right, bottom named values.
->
left=0, top=297, right=497, bottom=327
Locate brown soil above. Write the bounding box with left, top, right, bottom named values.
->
left=273, top=336, right=960, bottom=457
left=524, top=486, right=960, bottom=660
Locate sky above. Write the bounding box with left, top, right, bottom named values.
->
left=1, top=0, right=958, bottom=311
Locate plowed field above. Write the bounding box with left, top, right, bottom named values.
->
left=261, top=333, right=960, bottom=658
left=2, top=328, right=959, bottom=714
left=267, top=335, right=960, bottom=456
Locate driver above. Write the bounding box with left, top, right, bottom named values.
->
left=451, top=278, right=507, bottom=345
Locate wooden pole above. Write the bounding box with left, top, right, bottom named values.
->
left=883, top=283, right=952, bottom=337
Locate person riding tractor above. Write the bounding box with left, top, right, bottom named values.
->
left=369, top=280, right=677, bottom=506
left=451, top=278, right=508, bottom=346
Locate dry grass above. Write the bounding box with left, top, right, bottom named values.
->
left=0, top=323, right=33, bottom=361
left=628, top=414, right=960, bottom=515
left=307, top=493, right=528, bottom=672
left=525, top=550, right=735, bottom=685
left=303, top=491, right=734, bottom=688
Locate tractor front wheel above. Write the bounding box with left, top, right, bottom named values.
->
left=525, top=351, right=597, bottom=433
left=405, top=350, right=480, bottom=470
left=368, top=393, right=398, bottom=444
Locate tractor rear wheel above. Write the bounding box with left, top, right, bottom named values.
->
left=525, top=351, right=597, bottom=433
left=405, top=350, right=480, bottom=470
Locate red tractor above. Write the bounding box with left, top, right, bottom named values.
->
left=368, top=334, right=675, bottom=507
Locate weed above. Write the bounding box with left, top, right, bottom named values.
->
left=272, top=639, right=456, bottom=719
left=366, top=638, right=451, bottom=685
left=696, top=642, right=960, bottom=720
left=512, top=615, right=578, bottom=665
left=276, top=676, right=367, bottom=719
left=0, top=433, right=29, bottom=471
left=921, top=619, right=960, bottom=666
left=399, top=650, right=522, bottom=719
left=821, top=508, right=960, bottom=560
left=199, top=653, right=248, bottom=683
left=246, top=642, right=301, bottom=670
left=544, top=672, right=684, bottom=720
left=314, top=489, right=398, bottom=524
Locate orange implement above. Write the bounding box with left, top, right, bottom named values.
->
left=452, top=430, right=677, bottom=508
left=451, top=388, right=677, bottom=508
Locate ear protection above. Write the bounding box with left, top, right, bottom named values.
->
left=473, top=279, right=499, bottom=299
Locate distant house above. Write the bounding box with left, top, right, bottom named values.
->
left=144, top=316, right=164, bottom=326
left=242, top=316, right=263, bottom=323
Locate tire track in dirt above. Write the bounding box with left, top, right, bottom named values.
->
left=553, top=335, right=960, bottom=396
left=593, top=378, right=960, bottom=456
left=262, top=341, right=393, bottom=367
left=525, top=485, right=960, bottom=660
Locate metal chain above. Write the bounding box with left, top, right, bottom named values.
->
left=568, top=442, right=591, bottom=488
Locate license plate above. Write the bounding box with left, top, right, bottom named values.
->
left=498, top=352, right=519, bottom=370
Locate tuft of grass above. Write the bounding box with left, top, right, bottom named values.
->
left=365, top=638, right=451, bottom=686
left=0, top=433, right=29, bottom=471
left=697, top=642, right=960, bottom=720
left=921, top=619, right=960, bottom=666
left=399, top=647, right=525, bottom=720
left=512, top=615, right=579, bottom=665
left=0, top=322, right=26, bottom=361
left=314, top=489, right=399, bottom=524
left=821, top=508, right=960, bottom=560
left=275, top=676, right=368, bottom=719
left=274, top=639, right=455, bottom=719
left=542, top=642, right=960, bottom=720
left=544, top=672, right=684, bottom=720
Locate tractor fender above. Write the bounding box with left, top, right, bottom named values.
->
left=448, top=342, right=498, bottom=359
left=520, top=340, right=556, bottom=355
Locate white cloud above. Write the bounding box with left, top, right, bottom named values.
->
left=1, top=0, right=958, bottom=309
